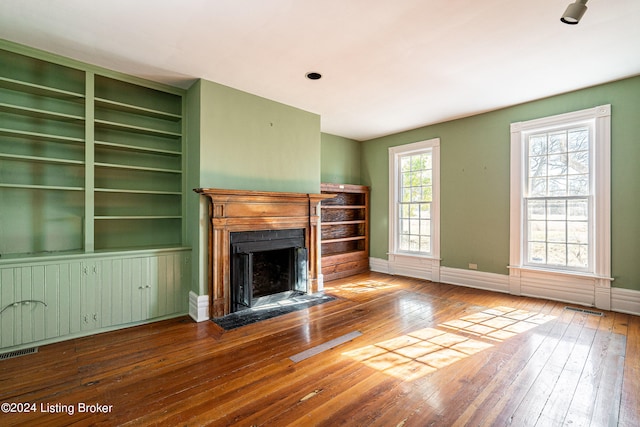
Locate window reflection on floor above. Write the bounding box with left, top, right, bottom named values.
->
left=329, top=279, right=399, bottom=294
left=343, top=306, right=556, bottom=381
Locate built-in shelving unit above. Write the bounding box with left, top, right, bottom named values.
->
left=0, top=45, right=185, bottom=257
left=320, top=183, right=370, bottom=281
left=93, top=75, right=183, bottom=251
left=0, top=40, right=190, bottom=352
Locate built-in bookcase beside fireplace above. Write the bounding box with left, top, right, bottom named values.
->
left=195, top=188, right=334, bottom=318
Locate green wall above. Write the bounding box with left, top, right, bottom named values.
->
left=321, top=133, right=361, bottom=185
left=361, top=75, right=640, bottom=291
left=186, top=79, right=321, bottom=294
left=196, top=79, right=320, bottom=193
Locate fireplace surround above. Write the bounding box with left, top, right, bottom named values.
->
left=195, top=188, right=333, bottom=318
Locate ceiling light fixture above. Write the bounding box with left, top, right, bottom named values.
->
left=561, top=0, right=588, bottom=25
left=306, top=72, right=322, bottom=80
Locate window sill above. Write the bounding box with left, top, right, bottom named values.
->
left=388, top=252, right=441, bottom=261
left=508, top=265, right=614, bottom=282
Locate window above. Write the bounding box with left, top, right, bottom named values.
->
left=510, top=105, right=610, bottom=276
left=389, top=138, right=440, bottom=258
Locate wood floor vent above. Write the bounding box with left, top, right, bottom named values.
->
left=0, top=347, right=38, bottom=361
left=564, top=306, right=604, bottom=316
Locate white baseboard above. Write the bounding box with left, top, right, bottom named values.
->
left=440, top=267, right=510, bottom=293
left=371, top=254, right=440, bottom=281
left=611, top=287, right=640, bottom=316
left=189, top=291, right=210, bottom=322
left=370, top=257, right=390, bottom=274
left=370, top=257, right=640, bottom=316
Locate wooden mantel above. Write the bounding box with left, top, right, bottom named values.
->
left=194, top=188, right=334, bottom=318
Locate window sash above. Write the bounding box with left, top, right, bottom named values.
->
left=389, top=138, right=440, bottom=259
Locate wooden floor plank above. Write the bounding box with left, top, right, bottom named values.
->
left=0, top=272, right=637, bottom=426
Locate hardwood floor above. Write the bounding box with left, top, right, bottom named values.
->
left=1, top=272, right=638, bottom=426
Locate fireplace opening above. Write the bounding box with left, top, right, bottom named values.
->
left=230, top=229, right=308, bottom=313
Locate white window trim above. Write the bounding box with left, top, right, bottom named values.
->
left=509, top=105, right=612, bottom=308
left=388, top=138, right=441, bottom=261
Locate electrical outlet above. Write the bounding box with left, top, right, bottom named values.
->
left=469, top=263, right=478, bottom=270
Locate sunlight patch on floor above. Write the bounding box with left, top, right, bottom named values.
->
left=343, top=306, right=556, bottom=381
left=329, top=279, right=399, bottom=294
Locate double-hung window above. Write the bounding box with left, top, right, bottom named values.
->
left=389, top=138, right=440, bottom=258
left=510, top=105, right=610, bottom=277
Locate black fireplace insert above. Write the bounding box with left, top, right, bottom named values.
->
left=230, top=228, right=308, bottom=312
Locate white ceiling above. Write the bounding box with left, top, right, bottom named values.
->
left=1, top=0, right=639, bottom=141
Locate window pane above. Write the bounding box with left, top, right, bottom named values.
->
left=568, top=128, right=589, bottom=151
left=528, top=220, right=546, bottom=241
left=530, top=177, right=547, bottom=196
left=567, top=199, right=588, bottom=220
left=420, top=203, right=431, bottom=219
left=567, top=221, right=588, bottom=244
left=568, top=175, right=589, bottom=196
left=528, top=242, right=546, bottom=264
left=568, top=244, right=588, bottom=268
left=548, top=243, right=567, bottom=266
left=547, top=221, right=566, bottom=243
left=548, top=154, right=568, bottom=176
left=549, top=177, right=567, bottom=196
left=547, top=200, right=566, bottom=219
left=528, top=200, right=546, bottom=220
left=529, top=135, right=547, bottom=156
left=568, top=151, right=589, bottom=174
left=549, top=132, right=567, bottom=154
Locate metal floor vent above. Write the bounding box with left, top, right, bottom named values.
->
left=564, top=306, right=604, bottom=316
left=0, top=347, right=38, bottom=361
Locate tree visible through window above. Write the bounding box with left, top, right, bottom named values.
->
left=399, top=151, right=433, bottom=253
left=389, top=138, right=440, bottom=258
left=525, top=126, right=591, bottom=269
left=510, top=105, right=610, bottom=277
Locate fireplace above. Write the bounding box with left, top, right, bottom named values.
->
left=194, top=188, right=334, bottom=318
left=230, top=228, right=307, bottom=312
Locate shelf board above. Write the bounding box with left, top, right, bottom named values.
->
left=321, top=220, right=366, bottom=226
left=322, top=248, right=367, bottom=258
left=321, top=205, right=367, bottom=209
left=0, top=153, right=84, bottom=165
left=0, top=127, right=84, bottom=144
left=94, top=215, right=182, bottom=220
left=94, top=162, right=181, bottom=174
left=0, top=76, right=85, bottom=100
left=321, top=235, right=366, bottom=244
left=0, top=102, right=85, bottom=122
left=94, top=187, right=182, bottom=195
left=95, top=97, right=181, bottom=121
left=94, top=119, right=181, bottom=138
left=0, top=183, right=84, bottom=191
left=95, top=140, right=181, bottom=156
